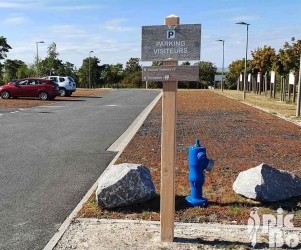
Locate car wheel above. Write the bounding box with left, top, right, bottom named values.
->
left=39, top=91, right=49, bottom=100
left=1, top=90, right=10, bottom=99
left=59, top=88, right=66, bottom=97
left=65, top=91, right=72, bottom=97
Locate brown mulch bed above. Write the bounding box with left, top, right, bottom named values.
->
left=0, top=88, right=111, bottom=109
left=79, top=90, right=301, bottom=225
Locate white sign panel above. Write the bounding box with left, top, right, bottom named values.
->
left=214, top=75, right=226, bottom=81
left=257, top=72, right=261, bottom=83
left=289, top=71, right=295, bottom=85
left=270, top=71, right=275, bottom=84
left=248, top=74, right=251, bottom=83
left=141, top=24, right=201, bottom=61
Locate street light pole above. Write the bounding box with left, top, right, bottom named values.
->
left=236, top=22, right=250, bottom=100
left=89, top=50, right=93, bottom=89
left=296, top=53, right=301, bottom=117
left=216, top=39, right=225, bottom=92
left=36, top=41, right=45, bottom=77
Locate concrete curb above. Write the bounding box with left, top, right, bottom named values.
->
left=43, top=91, right=162, bottom=250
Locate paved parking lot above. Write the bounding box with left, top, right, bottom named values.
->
left=0, top=89, right=160, bottom=250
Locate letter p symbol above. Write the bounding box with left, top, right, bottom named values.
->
left=167, top=30, right=175, bottom=39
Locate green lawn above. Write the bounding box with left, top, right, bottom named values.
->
left=212, top=89, right=300, bottom=120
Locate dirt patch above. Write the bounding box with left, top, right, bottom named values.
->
left=0, top=88, right=111, bottom=109
left=79, top=90, right=301, bottom=226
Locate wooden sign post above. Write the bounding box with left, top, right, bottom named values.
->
left=160, top=15, right=179, bottom=242
left=141, top=15, right=201, bottom=242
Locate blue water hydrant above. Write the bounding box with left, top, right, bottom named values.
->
left=185, top=139, right=214, bottom=207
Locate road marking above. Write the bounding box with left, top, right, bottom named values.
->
left=105, top=104, right=118, bottom=107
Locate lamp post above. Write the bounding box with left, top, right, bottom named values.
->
left=89, top=50, right=93, bottom=89
left=216, top=39, right=225, bottom=92
left=296, top=53, right=301, bottom=117
left=236, top=21, right=250, bottom=100
left=36, top=41, right=45, bottom=77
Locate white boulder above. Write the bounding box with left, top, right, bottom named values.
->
left=233, top=163, right=301, bottom=202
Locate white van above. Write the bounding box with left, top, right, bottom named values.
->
left=45, top=76, right=76, bottom=96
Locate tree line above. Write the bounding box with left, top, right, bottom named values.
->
left=0, top=36, right=217, bottom=88
left=1, top=35, right=299, bottom=90
left=227, top=37, right=301, bottom=92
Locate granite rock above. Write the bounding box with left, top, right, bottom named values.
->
left=233, top=163, right=301, bottom=202
left=96, top=163, right=156, bottom=208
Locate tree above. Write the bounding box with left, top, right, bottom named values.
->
left=121, top=58, right=142, bottom=88
left=3, top=59, right=26, bottom=82
left=275, top=37, right=301, bottom=76
left=121, top=71, right=142, bottom=88
left=251, top=45, right=276, bottom=73
left=78, top=56, right=102, bottom=88
left=0, top=36, right=12, bottom=61
left=124, top=57, right=141, bottom=73
left=100, top=63, right=123, bottom=87
left=17, top=64, right=34, bottom=79
left=56, top=61, right=78, bottom=81
left=227, top=59, right=251, bottom=89
left=196, top=61, right=217, bottom=88
left=40, top=42, right=63, bottom=76
left=0, top=36, right=12, bottom=84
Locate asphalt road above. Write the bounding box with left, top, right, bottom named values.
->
left=0, top=89, right=160, bottom=250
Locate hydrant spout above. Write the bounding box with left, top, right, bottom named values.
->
left=206, top=159, right=214, bottom=172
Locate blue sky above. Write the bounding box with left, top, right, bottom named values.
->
left=1, top=0, right=300, bottom=69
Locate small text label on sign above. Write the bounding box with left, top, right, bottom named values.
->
left=142, top=66, right=199, bottom=82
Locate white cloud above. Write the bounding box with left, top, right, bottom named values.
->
left=103, top=18, right=137, bottom=32
left=209, top=8, right=241, bottom=14
left=231, top=16, right=260, bottom=22
left=48, top=5, right=102, bottom=11
left=4, top=15, right=28, bottom=25
left=0, top=1, right=37, bottom=9
left=34, top=24, right=141, bottom=67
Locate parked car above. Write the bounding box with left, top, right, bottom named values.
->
left=0, top=78, right=59, bottom=100
left=44, top=76, right=76, bottom=97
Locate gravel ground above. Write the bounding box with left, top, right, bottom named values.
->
left=79, top=90, right=301, bottom=224
left=54, top=218, right=256, bottom=250
left=54, top=218, right=301, bottom=249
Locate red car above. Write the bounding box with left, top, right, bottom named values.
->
left=0, top=78, right=60, bottom=100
